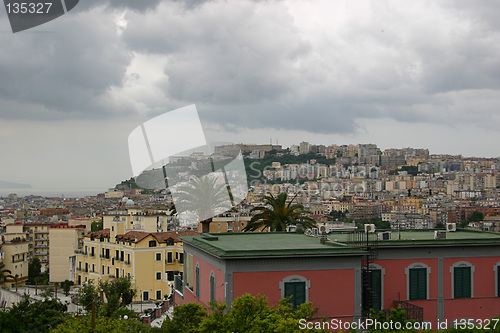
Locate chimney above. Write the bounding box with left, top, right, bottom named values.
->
left=134, top=236, right=138, bottom=242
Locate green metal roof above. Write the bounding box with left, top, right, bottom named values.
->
left=181, top=229, right=500, bottom=258
left=180, top=232, right=366, bottom=258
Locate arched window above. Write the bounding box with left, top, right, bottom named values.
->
left=451, top=261, right=474, bottom=298
left=279, top=275, right=310, bottom=308
left=405, top=263, right=431, bottom=300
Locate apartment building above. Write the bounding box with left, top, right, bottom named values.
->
left=103, top=207, right=169, bottom=233
left=75, top=227, right=198, bottom=302
left=24, top=223, right=50, bottom=269
left=49, top=224, right=86, bottom=282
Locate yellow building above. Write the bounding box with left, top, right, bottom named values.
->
left=1, top=239, right=29, bottom=288
left=49, top=225, right=86, bottom=283
left=75, top=228, right=198, bottom=302
left=332, top=202, right=355, bottom=213
left=103, top=209, right=169, bottom=233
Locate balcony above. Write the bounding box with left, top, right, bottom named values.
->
left=75, top=249, right=86, bottom=255
left=12, top=258, right=25, bottom=263
left=174, top=276, right=183, bottom=296
left=35, top=251, right=48, bottom=255
left=100, top=254, right=110, bottom=259
left=34, top=244, right=48, bottom=248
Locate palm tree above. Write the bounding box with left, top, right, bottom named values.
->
left=13, top=274, right=20, bottom=292
left=173, top=176, right=232, bottom=233
left=0, top=263, right=13, bottom=288
left=243, top=192, right=317, bottom=232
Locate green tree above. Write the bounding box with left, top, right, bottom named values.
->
left=91, top=220, right=103, bottom=232
left=50, top=315, right=161, bottom=333
left=78, top=277, right=137, bottom=318
left=61, top=279, right=74, bottom=296
left=28, top=257, right=42, bottom=284
left=461, top=211, right=485, bottom=228
left=0, top=263, right=13, bottom=287
left=165, top=294, right=326, bottom=333
left=78, top=280, right=101, bottom=313
left=244, top=192, right=316, bottom=232
left=4, top=297, right=69, bottom=333
left=12, top=273, right=20, bottom=292
left=98, top=276, right=137, bottom=317
left=161, top=302, right=207, bottom=333
left=470, top=211, right=484, bottom=222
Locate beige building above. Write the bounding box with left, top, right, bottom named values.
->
left=103, top=208, right=169, bottom=233
left=1, top=239, right=29, bottom=287
left=199, top=214, right=254, bottom=233
left=75, top=228, right=198, bottom=302
left=49, top=225, right=86, bottom=283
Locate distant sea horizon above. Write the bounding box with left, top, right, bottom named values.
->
left=0, top=188, right=108, bottom=198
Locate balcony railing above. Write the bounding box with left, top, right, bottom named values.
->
left=174, top=275, right=183, bottom=296
left=394, top=301, right=424, bottom=322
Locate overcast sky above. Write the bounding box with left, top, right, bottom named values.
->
left=0, top=0, right=499, bottom=191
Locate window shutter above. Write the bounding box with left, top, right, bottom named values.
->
left=409, top=268, right=426, bottom=300
left=370, top=270, right=382, bottom=311
left=454, top=267, right=471, bottom=298
left=195, top=266, right=200, bottom=298
left=497, top=267, right=500, bottom=297
left=210, top=274, right=215, bottom=303
left=285, top=282, right=306, bottom=308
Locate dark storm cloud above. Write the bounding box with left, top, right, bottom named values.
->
left=0, top=6, right=132, bottom=120
left=1, top=0, right=499, bottom=133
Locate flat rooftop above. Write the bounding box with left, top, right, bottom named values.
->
left=329, top=229, right=500, bottom=246
left=180, top=232, right=366, bottom=258
left=181, top=229, right=500, bottom=258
